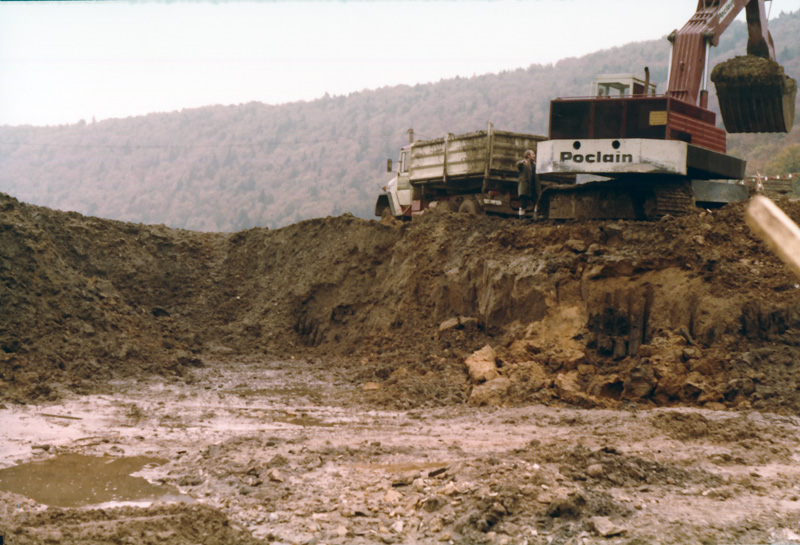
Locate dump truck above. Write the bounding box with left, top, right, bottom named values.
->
left=375, top=124, right=547, bottom=219
left=535, top=0, right=797, bottom=220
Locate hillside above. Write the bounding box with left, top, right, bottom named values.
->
left=0, top=11, right=799, bottom=231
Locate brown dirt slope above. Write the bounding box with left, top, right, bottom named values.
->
left=2, top=192, right=800, bottom=412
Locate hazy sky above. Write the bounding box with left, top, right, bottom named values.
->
left=2, top=0, right=799, bottom=126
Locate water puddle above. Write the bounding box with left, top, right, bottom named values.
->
left=358, top=461, right=451, bottom=472
left=274, top=411, right=334, bottom=428
left=0, top=453, right=191, bottom=508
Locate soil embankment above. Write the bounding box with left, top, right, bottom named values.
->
left=5, top=192, right=800, bottom=544
left=3, top=192, right=800, bottom=412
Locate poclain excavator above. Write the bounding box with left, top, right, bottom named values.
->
left=536, top=0, right=797, bottom=220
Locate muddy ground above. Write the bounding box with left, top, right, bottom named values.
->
left=3, top=191, right=800, bottom=543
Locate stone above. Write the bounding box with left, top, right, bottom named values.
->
left=439, top=316, right=479, bottom=332
left=469, top=377, right=511, bottom=406
left=420, top=495, right=446, bottom=512
left=392, top=470, right=421, bottom=487
left=554, top=371, right=602, bottom=408
left=384, top=489, right=403, bottom=505
left=564, top=239, right=587, bottom=253
left=559, top=348, right=586, bottom=371
left=267, top=454, right=289, bottom=468
left=267, top=468, right=285, bottom=482
left=622, top=363, right=656, bottom=400
left=391, top=520, right=404, bottom=533
left=465, top=345, right=499, bottom=383
left=428, top=516, right=444, bottom=532
left=362, top=382, right=381, bottom=391
left=586, top=463, right=604, bottom=478
left=547, top=491, right=586, bottom=518
left=590, top=516, right=625, bottom=537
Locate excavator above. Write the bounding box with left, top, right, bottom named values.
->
left=536, top=0, right=797, bottom=220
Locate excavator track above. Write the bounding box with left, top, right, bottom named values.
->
left=712, top=55, right=797, bottom=133
left=540, top=179, right=695, bottom=221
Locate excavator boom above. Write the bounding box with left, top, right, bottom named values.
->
left=667, top=0, right=795, bottom=133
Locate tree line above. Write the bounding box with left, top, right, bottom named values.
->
left=0, top=10, right=798, bottom=231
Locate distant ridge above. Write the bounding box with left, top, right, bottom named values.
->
left=0, top=11, right=798, bottom=231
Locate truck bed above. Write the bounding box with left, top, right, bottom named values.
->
left=409, top=129, right=546, bottom=193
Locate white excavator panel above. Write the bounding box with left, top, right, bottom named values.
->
left=537, top=139, right=689, bottom=176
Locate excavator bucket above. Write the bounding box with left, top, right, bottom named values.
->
left=711, top=55, right=797, bottom=133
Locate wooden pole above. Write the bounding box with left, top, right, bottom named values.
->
left=745, top=195, right=800, bottom=281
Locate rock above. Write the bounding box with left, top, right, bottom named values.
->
left=682, top=346, right=702, bottom=361
left=384, top=489, right=403, bottom=504
left=622, top=362, right=656, bottom=400
left=391, top=520, right=404, bottom=533
left=564, top=239, right=587, bottom=253
left=392, top=469, right=421, bottom=487
left=267, top=454, right=289, bottom=468
left=560, top=348, right=586, bottom=370
left=547, top=491, right=586, bottom=518
left=465, top=345, right=499, bottom=383
left=151, top=306, right=170, bottom=317
left=554, top=371, right=603, bottom=407
left=362, top=382, right=381, bottom=391
left=419, top=495, right=446, bottom=512
left=267, top=468, right=285, bottom=482
left=177, top=475, right=204, bottom=487
left=439, top=317, right=460, bottom=331
left=439, top=316, right=478, bottom=332
left=469, top=377, right=511, bottom=406
left=586, top=463, right=604, bottom=478
left=590, top=516, right=625, bottom=537
left=439, top=481, right=459, bottom=496
left=483, top=501, right=507, bottom=526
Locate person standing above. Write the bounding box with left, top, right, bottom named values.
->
left=516, top=149, right=537, bottom=211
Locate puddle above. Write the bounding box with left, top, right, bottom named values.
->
left=0, top=453, right=191, bottom=508
left=274, top=412, right=334, bottom=428
left=358, top=461, right=451, bottom=472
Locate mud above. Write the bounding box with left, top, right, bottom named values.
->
left=2, top=358, right=800, bottom=544
left=3, top=191, right=800, bottom=543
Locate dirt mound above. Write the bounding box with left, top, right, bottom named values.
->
left=0, top=495, right=262, bottom=545
left=3, top=192, right=800, bottom=411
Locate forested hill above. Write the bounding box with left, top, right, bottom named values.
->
left=1, top=11, right=799, bottom=231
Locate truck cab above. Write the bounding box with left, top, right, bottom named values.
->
left=375, top=147, right=414, bottom=219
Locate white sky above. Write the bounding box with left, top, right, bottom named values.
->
left=1, top=0, right=799, bottom=127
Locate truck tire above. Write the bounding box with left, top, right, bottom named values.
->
left=458, top=199, right=481, bottom=215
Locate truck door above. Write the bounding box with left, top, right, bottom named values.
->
left=396, top=150, right=413, bottom=207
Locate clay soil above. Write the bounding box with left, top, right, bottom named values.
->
left=3, top=191, right=800, bottom=544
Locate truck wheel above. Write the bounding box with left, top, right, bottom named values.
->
left=458, top=199, right=480, bottom=215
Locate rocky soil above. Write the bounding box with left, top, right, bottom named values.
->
left=3, top=191, right=800, bottom=543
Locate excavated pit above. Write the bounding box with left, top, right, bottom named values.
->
left=712, top=55, right=797, bottom=133
left=3, top=191, right=800, bottom=413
